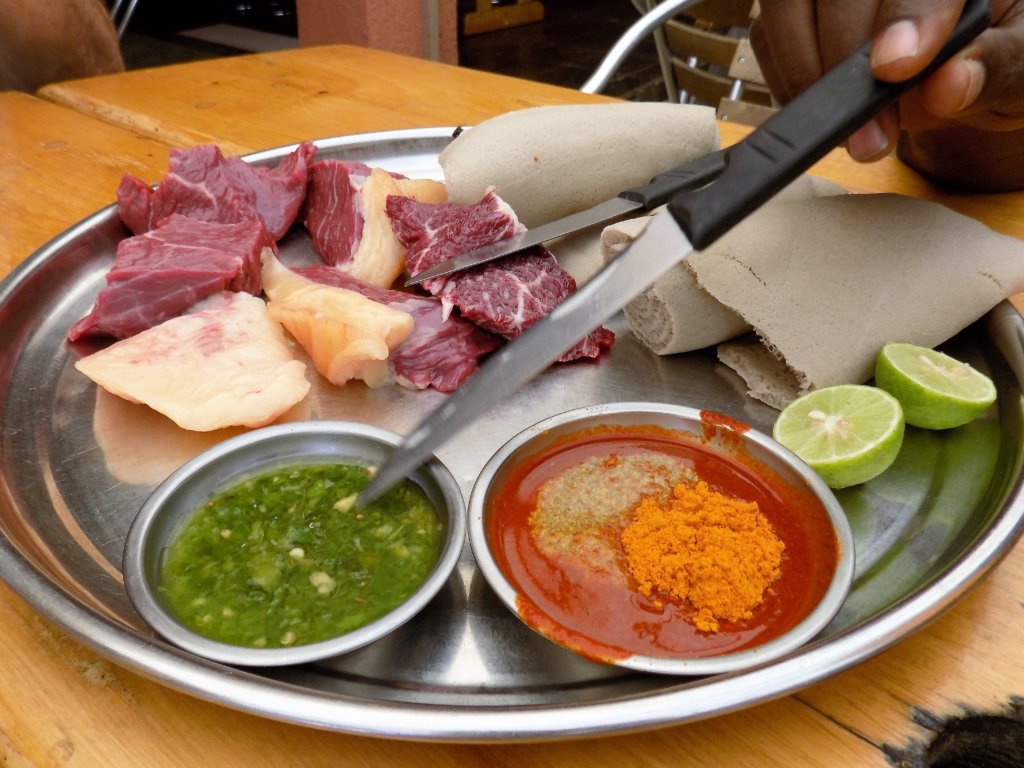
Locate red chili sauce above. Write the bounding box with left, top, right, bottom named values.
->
left=486, top=424, right=839, bottom=664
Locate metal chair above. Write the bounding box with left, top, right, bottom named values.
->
left=109, top=0, right=141, bottom=38
left=582, top=0, right=776, bottom=126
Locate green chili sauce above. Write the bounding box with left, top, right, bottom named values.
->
left=160, top=463, right=443, bottom=649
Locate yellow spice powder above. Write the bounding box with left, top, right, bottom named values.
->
left=621, top=480, right=785, bottom=632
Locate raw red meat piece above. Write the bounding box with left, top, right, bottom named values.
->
left=300, top=159, right=447, bottom=288
left=117, top=174, right=157, bottom=235
left=386, top=190, right=614, bottom=361
left=300, top=160, right=373, bottom=267
left=388, top=189, right=522, bottom=297
left=297, top=265, right=502, bottom=392
left=440, top=254, right=615, bottom=360
left=68, top=214, right=273, bottom=341
left=116, top=142, right=316, bottom=240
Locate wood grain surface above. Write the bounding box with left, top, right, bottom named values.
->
left=0, top=93, right=172, bottom=277
left=1, top=45, right=1022, bottom=766
left=39, top=45, right=615, bottom=156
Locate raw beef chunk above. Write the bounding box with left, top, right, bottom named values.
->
left=68, top=214, right=272, bottom=341
left=301, top=160, right=372, bottom=268
left=435, top=252, right=614, bottom=360
left=389, top=189, right=522, bottom=297
left=387, top=190, right=614, bottom=361
left=116, top=141, right=316, bottom=239
left=298, top=265, right=502, bottom=392
left=301, top=159, right=447, bottom=287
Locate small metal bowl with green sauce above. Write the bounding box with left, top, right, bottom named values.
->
left=123, top=421, right=465, bottom=667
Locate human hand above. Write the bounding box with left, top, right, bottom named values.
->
left=750, top=1, right=1024, bottom=163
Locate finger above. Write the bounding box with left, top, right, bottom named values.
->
left=917, top=50, right=987, bottom=118
left=748, top=16, right=789, bottom=102
left=808, top=0, right=891, bottom=164
left=869, top=0, right=966, bottom=81
left=919, top=8, right=1024, bottom=130
left=754, top=0, right=821, bottom=101
left=846, top=106, right=902, bottom=162
left=816, top=0, right=881, bottom=73
left=890, top=89, right=953, bottom=132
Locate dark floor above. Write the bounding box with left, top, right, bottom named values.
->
left=456, top=1, right=665, bottom=99
left=120, top=0, right=666, bottom=101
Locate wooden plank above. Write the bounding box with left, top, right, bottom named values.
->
left=0, top=92, right=173, bottom=275
left=679, top=0, right=756, bottom=29
left=717, top=97, right=775, bottom=126
left=0, top=583, right=878, bottom=766
left=665, top=19, right=738, bottom=68
left=672, top=56, right=772, bottom=106
left=673, top=58, right=734, bottom=104
left=39, top=45, right=611, bottom=156
left=728, top=37, right=765, bottom=84
left=797, top=543, right=1024, bottom=752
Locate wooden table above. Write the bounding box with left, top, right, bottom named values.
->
left=2, top=44, right=1023, bottom=766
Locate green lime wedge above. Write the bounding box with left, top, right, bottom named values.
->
left=875, top=342, right=997, bottom=429
left=773, top=385, right=905, bottom=489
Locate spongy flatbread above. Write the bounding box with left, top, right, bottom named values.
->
left=600, top=174, right=846, bottom=354
left=692, top=193, right=1024, bottom=408
left=545, top=228, right=606, bottom=285
left=716, top=338, right=802, bottom=412
left=606, top=214, right=749, bottom=354
left=440, top=103, right=720, bottom=228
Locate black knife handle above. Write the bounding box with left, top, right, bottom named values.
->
left=665, top=0, right=990, bottom=251
left=618, top=149, right=728, bottom=209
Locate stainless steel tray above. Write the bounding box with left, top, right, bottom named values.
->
left=2, top=127, right=1024, bottom=742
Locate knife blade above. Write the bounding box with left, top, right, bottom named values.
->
left=404, top=159, right=726, bottom=286
left=360, top=0, right=989, bottom=506
left=367, top=211, right=693, bottom=500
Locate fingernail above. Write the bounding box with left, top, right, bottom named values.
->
left=872, top=20, right=920, bottom=68
left=847, top=119, right=891, bottom=161
left=953, top=58, right=986, bottom=112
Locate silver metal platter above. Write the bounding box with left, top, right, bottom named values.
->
left=2, top=127, right=1024, bottom=742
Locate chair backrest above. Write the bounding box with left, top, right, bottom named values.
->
left=674, top=0, right=757, bottom=28
left=664, top=0, right=777, bottom=125
left=581, top=0, right=776, bottom=127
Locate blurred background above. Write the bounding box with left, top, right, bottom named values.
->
left=117, top=0, right=665, bottom=100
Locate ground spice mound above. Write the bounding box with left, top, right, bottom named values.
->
left=621, top=480, right=785, bottom=632
left=530, top=452, right=693, bottom=571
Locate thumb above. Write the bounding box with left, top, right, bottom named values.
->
left=918, top=14, right=1024, bottom=130
left=869, top=1, right=966, bottom=81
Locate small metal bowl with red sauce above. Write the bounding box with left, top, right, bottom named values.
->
left=467, top=402, right=854, bottom=676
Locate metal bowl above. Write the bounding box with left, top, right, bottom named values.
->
left=468, top=402, right=855, bottom=676
left=123, top=421, right=466, bottom=667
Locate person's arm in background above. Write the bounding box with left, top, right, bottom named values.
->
left=750, top=1, right=1024, bottom=192
left=0, top=0, right=124, bottom=92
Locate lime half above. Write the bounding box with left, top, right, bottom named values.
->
left=875, top=342, right=997, bottom=429
left=773, top=385, right=905, bottom=489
